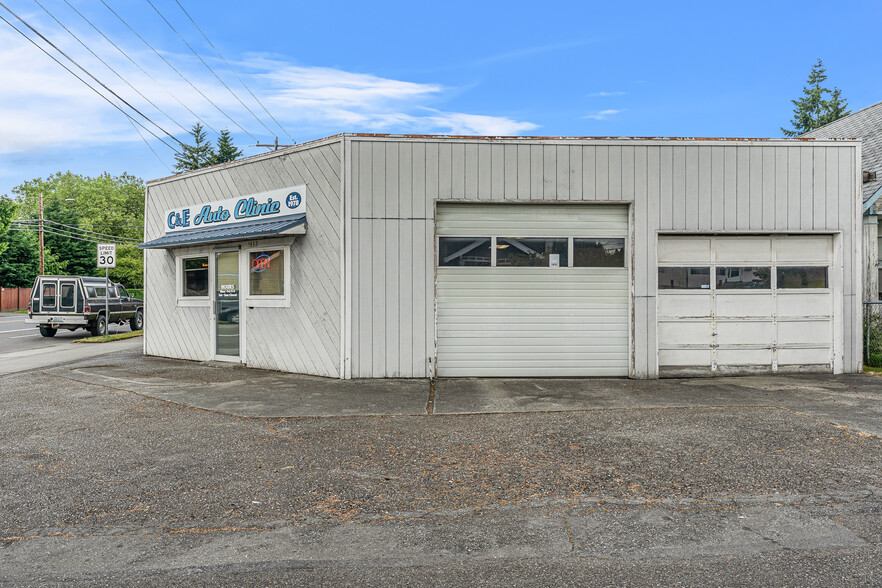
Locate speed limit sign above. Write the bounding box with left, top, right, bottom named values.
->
left=97, top=243, right=116, bottom=268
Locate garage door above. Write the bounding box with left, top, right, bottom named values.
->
left=435, top=203, right=629, bottom=377
left=657, top=235, right=833, bottom=375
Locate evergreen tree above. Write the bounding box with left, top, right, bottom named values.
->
left=782, top=59, right=851, bottom=136
left=174, top=123, right=216, bottom=172
left=214, top=129, right=243, bottom=165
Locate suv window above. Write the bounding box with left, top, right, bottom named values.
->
left=117, top=285, right=129, bottom=298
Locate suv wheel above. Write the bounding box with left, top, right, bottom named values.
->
left=90, top=315, right=107, bottom=337
left=130, top=310, right=143, bottom=331
left=39, top=325, right=57, bottom=337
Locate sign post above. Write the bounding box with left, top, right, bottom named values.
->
left=97, top=243, right=116, bottom=337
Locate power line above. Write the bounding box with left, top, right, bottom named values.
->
left=0, top=11, right=181, bottom=155
left=34, top=0, right=189, bottom=137
left=0, top=2, right=185, bottom=151
left=100, top=0, right=258, bottom=143
left=61, top=0, right=220, bottom=136
left=127, top=115, right=173, bottom=173
left=174, top=0, right=295, bottom=142
left=13, top=219, right=142, bottom=242
left=10, top=226, right=141, bottom=247
left=144, top=0, right=272, bottom=139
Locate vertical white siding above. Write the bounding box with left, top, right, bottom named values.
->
left=347, top=137, right=861, bottom=378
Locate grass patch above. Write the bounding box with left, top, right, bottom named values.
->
left=11, top=309, right=28, bottom=313
left=864, top=365, right=882, bottom=374
left=74, top=331, right=143, bottom=344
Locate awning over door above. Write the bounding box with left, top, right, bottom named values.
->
left=139, top=214, right=306, bottom=249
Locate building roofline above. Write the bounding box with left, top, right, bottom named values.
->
left=147, top=133, right=859, bottom=187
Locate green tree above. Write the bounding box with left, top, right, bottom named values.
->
left=43, top=198, right=94, bottom=276
left=213, top=129, right=243, bottom=165
left=782, top=59, right=851, bottom=136
left=174, top=123, right=216, bottom=172
left=8, top=172, right=145, bottom=286
left=0, top=196, right=13, bottom=260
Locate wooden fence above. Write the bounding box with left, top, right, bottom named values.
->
left=0, top=287, right=32, bottom=311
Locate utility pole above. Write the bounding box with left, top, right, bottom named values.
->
left=254, top=137, right=295, bottom=151
left=38, top=191, right=44, bottom=275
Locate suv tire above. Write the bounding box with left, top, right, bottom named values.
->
left=90, top=315, right=107, bottom=337
left=39, top=325, right=57, bottom=337
left=130, top=309, right=143, bottom=331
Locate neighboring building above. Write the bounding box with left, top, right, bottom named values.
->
left=140, top=135, right=863, bottom=379
left=802, top=101, right=882, bottom=300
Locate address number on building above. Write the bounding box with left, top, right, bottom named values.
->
left=97, top=243, right=116, bottom=268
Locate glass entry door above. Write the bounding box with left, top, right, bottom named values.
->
left=215, top=251, right=240, bottom=358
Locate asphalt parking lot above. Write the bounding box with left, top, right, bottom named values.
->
left=1, top=349, right=881, bottom=586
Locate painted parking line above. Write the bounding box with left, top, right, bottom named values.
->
left=0, top=328, right=36, bottom=334
left=9, top=334, right=40, bottom=339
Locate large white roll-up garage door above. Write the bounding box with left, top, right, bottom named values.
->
left=435, top=203, right=630, bottom=377
left=657, top=235, right=834, bottom=375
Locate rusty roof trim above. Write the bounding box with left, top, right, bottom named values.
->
left=148, top=132, right=859, bottom=185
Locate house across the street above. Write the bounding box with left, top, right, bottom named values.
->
left=803, top=100, right=882, bottom=301
left=140, top=134, right=863, bottom=379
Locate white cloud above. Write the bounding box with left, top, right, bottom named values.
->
left=0, top=25, right=539, bottom=156
left=583, top=109, right=624, bottom=121
left=587, top=91, right=625, bottom=97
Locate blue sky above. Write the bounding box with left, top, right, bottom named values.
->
left=0, top=0, right=878, bottom=197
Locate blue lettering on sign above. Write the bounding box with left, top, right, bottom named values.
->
left=193, top=205, right=231, bottom=226
left=167, top=209, right=191, bottom=229
left=234, top=197, right=281, bottom=219
left=286, top=192, right=301, bottom=209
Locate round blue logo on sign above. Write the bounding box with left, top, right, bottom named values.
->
left=286, top=192, right=301, bottom=209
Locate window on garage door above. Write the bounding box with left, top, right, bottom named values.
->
left=438, top=237, right=627, bottom=269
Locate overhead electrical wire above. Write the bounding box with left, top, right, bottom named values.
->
left=127, top=115, right=173, bottom=173
left=174, top=0, right=294, bottom=142
left=61, top=0, right=220, bottom=136
left=0, top=11, right=181, bottom=156
left=100, top=0, right=258, bottom=143
left=33, top=0, right=189, bottom=136
left=12, top=219, right=142, bottom=242
left=144, top=0, right=272, bottom=139
left=10, top=226, right=141, bottom=247
left=0, top=2, right=185, bottom=152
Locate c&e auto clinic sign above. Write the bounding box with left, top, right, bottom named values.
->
left=164, top=185, right=306, bottom=234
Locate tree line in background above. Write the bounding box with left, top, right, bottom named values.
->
left=0, top=125, right=245, bottom=290
left=0, top=172, right=145, bottom=288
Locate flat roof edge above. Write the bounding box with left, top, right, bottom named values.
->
left=147, top=133, right=860, bottom=187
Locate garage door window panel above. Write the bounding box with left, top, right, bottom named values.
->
left=715, top=267, right=771, bottom=289
left=658, top=267, right=710, bottom=289
left=776, top=266, right=828, bottom=289
left=439, top=237, right=491, bottom=267
left=573, top=238, right=625, bottom=267
left=496, top=238, right=567, bottom=267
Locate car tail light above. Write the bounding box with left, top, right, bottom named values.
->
left=84, top=305, right=91, bottom=312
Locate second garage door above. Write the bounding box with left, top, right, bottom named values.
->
left=657, top=235, right=834, bottom=375
left=435, top=203, right=630, bottom=377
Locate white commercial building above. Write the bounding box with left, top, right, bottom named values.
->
left=140, top=135, right=863, bottom=378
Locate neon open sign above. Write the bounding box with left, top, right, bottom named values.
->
left=251, top=254, right=271, bottom=273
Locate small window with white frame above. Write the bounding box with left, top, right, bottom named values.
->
left=182, top=256, right=209, bottom=297
left=248, top=249, right=285, bottom=296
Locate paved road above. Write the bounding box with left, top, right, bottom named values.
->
left=0, top=312, right=140, bottom=375
left=0, top=350, right=880, bottom=586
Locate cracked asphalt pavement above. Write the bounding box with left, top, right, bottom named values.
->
left=1, top=352, right=881, bottom=586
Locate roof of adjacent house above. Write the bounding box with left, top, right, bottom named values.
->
left=802, top=100, right=882, bottom=207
